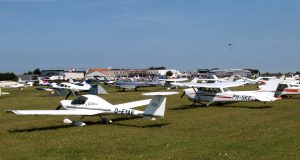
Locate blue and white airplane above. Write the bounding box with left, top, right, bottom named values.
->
left=115, top=77, right=160, bottom=91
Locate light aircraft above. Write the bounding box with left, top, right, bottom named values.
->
left=198, top=75, right=235, bottom=83
left=115, top=77, right=160, bottom=91
left=259, top=80, right=300, bottom=97
left=180, top=79, right=280, bottom=106
left=51, top=82, right=92, bottom=92
left=168, top=77, right=198, bottom=88
left=6, top=92, right=178, bottom=126
left=159, top=78, right=189, bottom=88
left=38, top=80, right=52, bottom=86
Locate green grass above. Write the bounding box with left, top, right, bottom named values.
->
left=1, top=85, right=300, bottom=160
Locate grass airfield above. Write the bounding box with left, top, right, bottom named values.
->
left=1, top=85, right=300, bottom=160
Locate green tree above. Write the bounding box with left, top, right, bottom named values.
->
left=33, top=68, right=41, bottom=75
left=166, top=71, right=173, bottom=77
left=0, top=72, right=18, bottom=81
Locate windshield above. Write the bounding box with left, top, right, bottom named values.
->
left=71, top=96, right=88, bottom=105
left=223, top=88, right=231, bottom=92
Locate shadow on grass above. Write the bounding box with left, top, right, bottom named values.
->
left=110, top=122, right=171, bottom=128
left=8, top=116, right=170, bottom=133
left=8, top=124, right=73, bottom=133
left=169, top=104, right=207, bottom=110
left=219, top=105, right=273, bottom=110
left=170, top=104, right=273, bottom=110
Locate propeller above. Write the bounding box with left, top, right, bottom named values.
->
left=55, top=104, right=62, bottom=110
left=65, top=90, right=73, bottom=100
left=180, top=91, right=185, bottom=99
left=55, top=90, right=73, bottom=110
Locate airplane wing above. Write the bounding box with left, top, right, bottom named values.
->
left=174, top=81, right=247, bottom=88
left=117, top=85, right=137, bottom=89
left=35, top=88, right=54, bottom=92
left=114, top=99, right=151, bottom=109
left=6, top=109, right=104, bottom=116
left=159, top=78, right=188, bottom=82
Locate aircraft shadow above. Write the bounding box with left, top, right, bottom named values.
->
left=8, top=124, right=73, bottom=133
left=170, top=104, right=273, bottom=110
left=169, top=104, right=208, bottom=110
left=218, top=105, right=273, bottom=110
left=8, top=117, right=170, bottom=133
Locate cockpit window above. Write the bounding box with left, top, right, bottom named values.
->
left=278, top=84, right=288, bottom=89
left=71, top=96, right=88, bottom=105
left=223, top=88, right=230, bottom=92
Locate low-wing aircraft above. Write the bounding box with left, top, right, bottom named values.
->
left=50, top=82, right=92, bottom=92
left=168, top=77, right=198, bottom=88
left=159, top=78, right=189, bottom=88
left=197, top=75, right=236, bottom=83
left=38, top=80, right=52, bottom=86
left=115, top=77, right=160, bottom=91
left=181, top=79, right=280, bottom=106
left=6, top=92, right=178, bottom=126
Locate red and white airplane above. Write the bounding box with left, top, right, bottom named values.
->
left=259, top=80, right=300, bottom=97
left=180, top=79, right=280, bottom=106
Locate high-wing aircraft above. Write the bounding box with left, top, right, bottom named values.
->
left=6, top=92, right=178, bottom=126
left=180, top=79, right=280, bottom=106
left=259, top=79, right=300, bottom=97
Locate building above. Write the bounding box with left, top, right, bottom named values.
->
left=64, top=72, right=85, bottom=80
left=209, top=69, right=252, bottom=77
left=18, top=74, right=39, bottom=82
left=197, top=68, right=254, bottom=78
left=86, top=68, right=183, bottom=79
left=41, top=69, right=85, bottom=80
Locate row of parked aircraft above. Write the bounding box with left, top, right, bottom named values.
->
left=4, top=74, right=300, bottom=127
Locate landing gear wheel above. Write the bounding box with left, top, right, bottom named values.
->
left=101, top=118, right=112, bottom=124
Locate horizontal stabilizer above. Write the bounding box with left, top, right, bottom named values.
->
left=114, top=99, right=152, bottom=109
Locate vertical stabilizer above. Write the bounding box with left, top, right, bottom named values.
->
left=89, top=85, right=108, bottom=95
left=144, top=95, right=166, bottom=117
left=190, top=77, right=198, bottom=83
left=212, top=75, right=218, bottom=80
left=256, top=79, right=280, bottom=101
left=142, top=92, right=178, bottom=117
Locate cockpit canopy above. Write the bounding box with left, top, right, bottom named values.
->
left=71, top=96, right=88, bottom=105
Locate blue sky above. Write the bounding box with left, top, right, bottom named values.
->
left=0, top=0, right=299, bottom=73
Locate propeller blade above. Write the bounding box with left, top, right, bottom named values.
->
left=180, top=91, right=185, bottom=99
left=55, top=104, right=62, bottom=110
left=65, top=90, right=73, bottom=100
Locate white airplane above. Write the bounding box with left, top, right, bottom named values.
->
left=259, top=80, right=300, bottom=97
left=6, top=92, right=178, bottom=126
left=181, top=79, right=280, bottom=106
left=191, top=75, right=236, bottom=83
left=280, top=75, right=300, bottom=81
left=51, top=82, right=92, bottom=92
left=159, top=78, right=189, bottom=88
left=170, top=77, right=198, bottom=88
left=38, top=79, right=52, bottom=86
